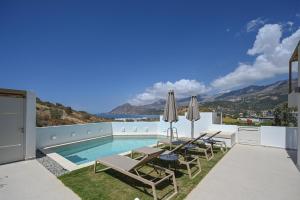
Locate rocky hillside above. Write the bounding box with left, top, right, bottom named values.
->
left=36, top=98, right=110, bottom=127
left=109, top=79, right=296, bottom=116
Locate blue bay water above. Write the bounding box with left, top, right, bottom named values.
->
left=97, top=113, right=160, bottom=119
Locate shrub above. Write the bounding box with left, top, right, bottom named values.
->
left=65, top=106, right=73, bottom=114
left=56, top=103, right=64, bottom=107
left=50, top=108, right=63, bottom=120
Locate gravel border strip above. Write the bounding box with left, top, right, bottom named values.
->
left=36, top=150, right=69, bottom=177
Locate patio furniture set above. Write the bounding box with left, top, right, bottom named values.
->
left=94, top=131, right=226, bottom=200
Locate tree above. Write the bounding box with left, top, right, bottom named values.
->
left=273, top=103, right=297, bottom=127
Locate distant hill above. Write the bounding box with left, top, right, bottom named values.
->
left=36, top=98, right=110, bottom=127
left=109, top=79, right=296, bottom=116
left=109, top=103, right=163, bottom=115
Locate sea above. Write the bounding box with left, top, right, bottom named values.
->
left=97, top=113, right=160, bottom=120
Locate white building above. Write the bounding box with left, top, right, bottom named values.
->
left=288, top=41, right=300, bottom=169
left=0, top=89, right=36, bottom=164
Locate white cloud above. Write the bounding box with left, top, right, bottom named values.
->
left=129, top=79, right=210, bottom=105
left=287, top=21, right=294, bottom=27
left=246, top=17, right=267, bottom=32
left=212, top=24, right=300, bottom=90
left=285, top=21, right=294, bottom=32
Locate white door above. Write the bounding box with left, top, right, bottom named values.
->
left=238, top=126, right=261, bottom=145
left=0, top=96, right=25, bottom=164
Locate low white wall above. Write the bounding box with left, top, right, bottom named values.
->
left=261, top=126, right=298, bottom=149
left=158, top=112, right=213, bottom=138
left=35, top=112, right=298, bottom=151
left=207, top=124, right=238, bottom=133
left=36, top=112, right=215, bottom=147
left=36, top=122, right=112, bottom=148
left=112, top=122, right=159, bottom=136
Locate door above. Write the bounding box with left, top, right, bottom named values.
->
left=238, top=126, right=261, bottom=145
left=0, top=96, right=24, bottom=164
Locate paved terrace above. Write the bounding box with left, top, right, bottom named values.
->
left=187, top=144, right=300, bottom=200
left=0, top=144, right=299, bottom=200
left=0, top=160, right=80, bottom=200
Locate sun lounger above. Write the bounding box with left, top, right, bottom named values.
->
left=203, top=139, right=227, bottom=153
left=134, top=134, right=206, bottom=179
left=156, top=138, right=179, bottom=148
left=94, top=148, right=178, bottom=200
left=190, top=142, right=214, bottom=161
left=158, top=133, right=214, bottom=161
left=183, top=131, right=219, bottom=161
left=200, top=131, right=227, bottom=153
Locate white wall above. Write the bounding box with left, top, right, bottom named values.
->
left=261, top=126, right=298, bottom=149
left=36, top=112, right=215, bottom=148
left=158, top=112, right=213, bottom=138
left=298, top=109, right=300, bottom=168
left=112, top=121, right=158, bottom=135
left=37, top=122, right=112, bottom=148
left=298, top=44, right=300, bottom=168
left=25, top=91, right=36, bottom=159
left=208, top=124, right=238, bottom=133
left=35, top=112, right=299, bottom=152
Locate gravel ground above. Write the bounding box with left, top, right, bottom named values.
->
left=36, top=150, right=69, bottom=177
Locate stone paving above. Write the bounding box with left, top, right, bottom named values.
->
left=0, top=160, right=80, bottom=200
left=186, top=144, right=300, bottom=200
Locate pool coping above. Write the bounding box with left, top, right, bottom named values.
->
left=40, top=134, right=165, bottom=171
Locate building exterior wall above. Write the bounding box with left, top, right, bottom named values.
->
left=298, top=44, right=300, bottom=168
left=24, top=91, right=36, bottom=159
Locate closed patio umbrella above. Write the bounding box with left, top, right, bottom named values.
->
left=186, top=96, right=200, bottom=138
left=163, top=90, right=178, bottom=149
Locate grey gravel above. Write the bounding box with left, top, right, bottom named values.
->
left=36, top=150, right=69, bottom=177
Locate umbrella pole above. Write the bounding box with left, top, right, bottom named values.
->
left=170, top=122, right=173, bottom=150
left=191, top=121, right=194, bottom=139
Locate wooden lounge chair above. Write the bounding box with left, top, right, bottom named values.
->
left=135, top=134, right=206, bottom=179
left=94, top=148, right=178, bottom=200
left=188, top=141, right=214, bottom=161
left=161, top=135, right=205, bottom=179
left=200, top=131, right=227, bottom=153
left=158, top=133, right=214, bottom=161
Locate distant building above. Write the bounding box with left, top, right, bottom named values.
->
left=238, top=116, right=274, bottom=123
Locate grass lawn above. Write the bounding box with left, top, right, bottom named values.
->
left=59, top=147, right=227, bottom=200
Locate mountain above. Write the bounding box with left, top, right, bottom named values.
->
left=36, top=98, right=110, bottom=127
left=215, top=80, right=291, bottom=102
left=109, top=103, right=163, bottom=115
left=109, top=79, right=296, bottom=116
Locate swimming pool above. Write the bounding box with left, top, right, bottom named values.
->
left=51, top=136, right=160, bottom=165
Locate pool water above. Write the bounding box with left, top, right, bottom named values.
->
left=53, top=136, right=159, bottom=165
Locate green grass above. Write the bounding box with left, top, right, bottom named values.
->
left=59, top=148, right=227, bottom=200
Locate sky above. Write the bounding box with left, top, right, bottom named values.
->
left=1, top=0, right=300, bottom=113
